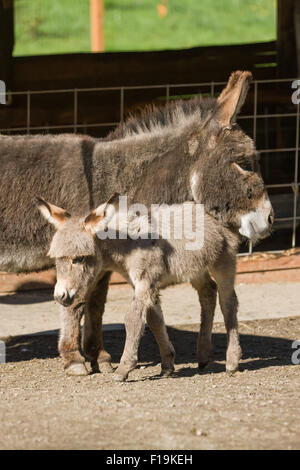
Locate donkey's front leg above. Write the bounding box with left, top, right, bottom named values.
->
left=82, top=273, right=113, bottom=373
left=219, top=287, right=241, bottom=374
left=192, top=272, right=217, bottom=370
left=59, top=303, right=88, bottom=376
left=114, top=295, right=147, bottom=382
left=211, top=258, right=242, bottom=374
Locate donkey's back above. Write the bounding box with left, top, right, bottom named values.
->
left=0, top=133, right=97, bottom=272
left=113, top=203, right=239, bottom=288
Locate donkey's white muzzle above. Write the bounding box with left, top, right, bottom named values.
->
left=239, top=197, right=273, bottom=242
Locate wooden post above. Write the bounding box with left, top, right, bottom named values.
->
left=90, top=0, right=104, bottom=52
left=294, top=0, right=300, bottom=76
left=0, top=0, right=14, bottom=90
left=277, top=0, right=297, bottom=78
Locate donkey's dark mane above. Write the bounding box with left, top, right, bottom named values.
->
left=106, top=96, right=218, bottom=141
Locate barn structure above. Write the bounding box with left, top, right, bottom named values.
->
left=0, top=0, right=300, bottom=290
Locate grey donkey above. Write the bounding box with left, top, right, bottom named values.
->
left=36, top=189, right=272, bottom=380
left=0, top=70, right=273, bottom=375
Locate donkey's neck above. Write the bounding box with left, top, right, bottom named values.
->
left=94, top=117, right=206, bottom=206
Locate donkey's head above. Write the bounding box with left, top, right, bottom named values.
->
left=36, top=195, right=118, bottom=307
left=191, top=70, right=273, bottom=243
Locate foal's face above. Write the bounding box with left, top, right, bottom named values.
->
left=54, top=253, right=100, bottom=307
left=36, top=195, right=116, bottom=307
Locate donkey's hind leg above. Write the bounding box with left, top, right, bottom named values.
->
left=146, top=302, right=175, bottom=376
left=82, top=272, right=113, bottom=373
left=59, top=303, right=88, bottom=376
left=211, top=256, right=241, bottom=375
left=192, top=272, right=217, bottom=370
left=114, top=282, right=159, bottom=382
left=113, top=295, right=147, bottom=382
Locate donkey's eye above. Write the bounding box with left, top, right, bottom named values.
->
left=72, top=256, right=84, bottom=264
left=247, top=188, right=253, bottom=199
left=239, top=161, right=253, bottom=172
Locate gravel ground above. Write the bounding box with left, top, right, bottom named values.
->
left=0, top=317, right=300, bottom=450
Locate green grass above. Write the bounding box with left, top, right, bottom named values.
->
left=13, top=0, right=276, bottom=56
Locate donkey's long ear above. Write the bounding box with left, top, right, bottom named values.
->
left=215, top=70, right=252, bottom=128
left=35, top=196, right=71, bottom=228
left=84, top=192, right=120, bottom=234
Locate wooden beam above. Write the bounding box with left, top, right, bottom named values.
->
left=90, top=0, right=104, bottom=52
left=2, top=249, right=300, bottom=292
left=9, top=41, right=277, bottom=92
left=277, top=0, right=297, bottom=78
left=294, top=0, right=300, bottom=75
left=0, top=0, right=14, bottom=89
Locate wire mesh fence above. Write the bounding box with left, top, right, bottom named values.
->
left=1, top=77, right=299, bottom=255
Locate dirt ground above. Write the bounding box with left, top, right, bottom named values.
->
left=0, top=316, right=300, bottom=450
left=1, top=282, right=300, bottom=337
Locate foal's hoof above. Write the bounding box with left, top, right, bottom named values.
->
left=66, top=362, right=89, bottom=376
left=99, top=361, right=114, bottom=374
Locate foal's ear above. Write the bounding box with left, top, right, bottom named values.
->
left=84, top=192, right=120, bottom=234
left=35, top=196, right=71, bottom=228
left=215, top=70, right=252, bottom=129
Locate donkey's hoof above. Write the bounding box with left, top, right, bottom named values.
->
left=66, top=362, right=89, bottom=376
left=161, top=367, right=174, bottom=377
left=99, top=361, right=114, bottom=374
left=198, top=361, right=209, bottom=370
left=113, top=372, right=127, bottom=382
left=226, top=365, right=239, bottom=376
left=91, top=360, right=100, bottom=374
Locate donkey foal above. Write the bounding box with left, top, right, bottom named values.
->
left=35, top=192, right=257, bottom=381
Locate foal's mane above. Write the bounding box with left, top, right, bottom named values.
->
left=106, top=95, right=217, bottom=141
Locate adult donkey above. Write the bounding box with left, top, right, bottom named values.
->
left=0, top=71, right=273, bottom=375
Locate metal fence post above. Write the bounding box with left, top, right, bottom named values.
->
left=253, top=81, right=258, bottom=143
left=292, top=102, right=300, bottom=248
left=74, top=89, right=78, bottom=133
left=166, top=84, right=170, bottom=102
left=120, top=87, right=124, bottom=124
left=26, top=91, right=30, bottom=135
left=0, top=340, right=6, bottom=364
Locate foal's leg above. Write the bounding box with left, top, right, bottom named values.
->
left=146, top=303, right=175, bottom=376
left=192, top=272, right=217, bottom=370
left=59, top=303, right=88, bottom=376
left=114, top=295, right=147, bottom=382
left=211, top=256, right=241, bottom=374
left=114, top=281, right=159, bottom=382
left=82, top=272, right=113, bottom=373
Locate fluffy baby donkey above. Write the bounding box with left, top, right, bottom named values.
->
left=36, top=193, right=241, bottom=381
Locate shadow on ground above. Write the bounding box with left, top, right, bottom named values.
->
left=4, top=322, right=296, bottom=377
left=0, top=284, right=53, bottom=304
